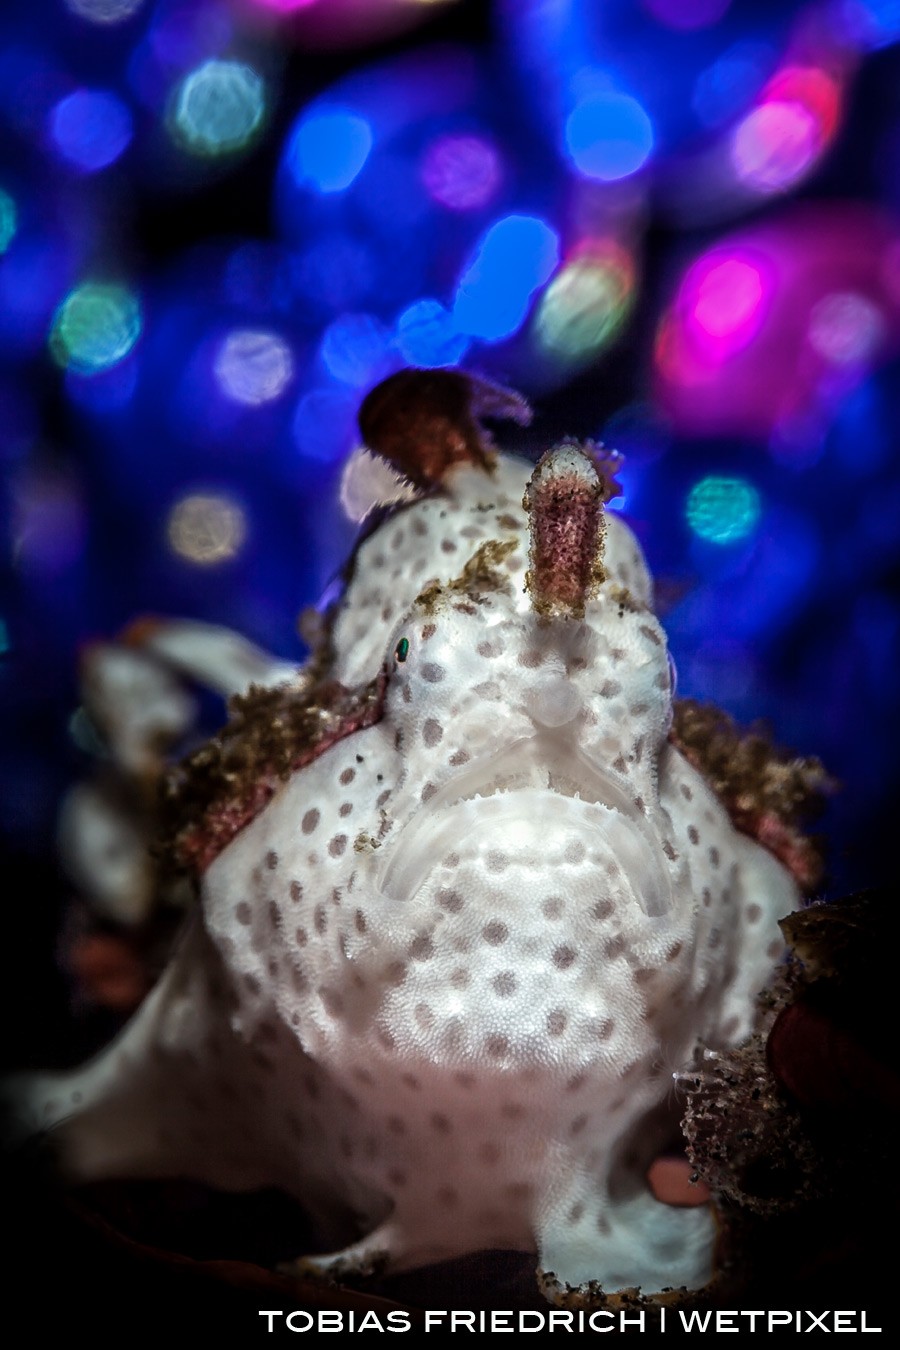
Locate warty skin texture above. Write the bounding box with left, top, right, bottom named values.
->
left=15, top=447, right=799, bottom=1297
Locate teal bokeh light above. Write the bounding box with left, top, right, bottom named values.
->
left=0, top=188, right=17, bottom=254
left=172, top=60, right=265, bottom=158
left=49, top=281, right=142, bottom=375
left=686, top=475, right=761, bottom=544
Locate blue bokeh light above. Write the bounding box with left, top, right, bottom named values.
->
left=453, top=214, right=560, bottom=342
left=293, top=234, right=376, bottom=314
left=49, top=89, right=133, bottom=172
left=293, top=387, right=359, bottom=464
left=320, top=312, right=394, bottom=387
left=564, top=89, right=654, bottom=181
left=692, top=41, right=773, bottom=128
left=287, top=107, right=373, bottom=193
left=396, top=299, right=470, bottom=367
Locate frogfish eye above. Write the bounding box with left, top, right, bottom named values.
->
left=395, top=637, right=410, bottom=663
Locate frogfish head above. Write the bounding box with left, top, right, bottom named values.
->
left=325, top=443, right=696, bottom=1065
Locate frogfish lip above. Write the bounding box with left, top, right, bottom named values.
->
left=376, top=735, right=674, bottom=920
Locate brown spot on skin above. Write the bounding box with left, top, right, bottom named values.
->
left=473, top=680, right=502, bottom=700
left=290, top=880, right=303, bottom=902
left=449, top=749, right=470, bottom=766
left=639, top=624, right=662, bottom=646
left=421, top=782, right=437, bottom=802
left=422, top=718, right=443, bottom=747
left=340, top=767, right=355, bottom=785
left=302, top=810, right=319, bottom=835
left=421, top=663, right=445, bottom=684
left=592, top=899, right=614, bottom=922
left=430, top=1113, right=451, bottom=1134
left=688, top=826, right=699, bottom=844
left=235, top=901, right=251, bottom=926
left=570, top=1114, right=589, bottom=1136
left=409, top=934, right=435, bottom=962
left=542, top=896, right=564, bottom=920
left=482, top=920, right=509, bottom=946
left=437, top=889, right=464, bottom=913
left=547, top=1009, right=567, bottom=1036
left=265, top=850, right=278, bottom=870
left=492, top=971, right=517, bottom=997
left=450, top=967, right=471, bottom=989
left=746, top=903, right=762, bottom=923
left=600, top=680, right=621, bottom=698
left=421, top=622, right=437, bottom=640
left=339, top=802, right=352, bottom=817
left=485, top=1035, right=509, bottom=1059
left=553, top=945, right=577, bottom=970
left=329, top=834, right=348, bottom=857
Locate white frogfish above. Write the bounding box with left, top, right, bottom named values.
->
left=13, top=369, right=809, bottom=1299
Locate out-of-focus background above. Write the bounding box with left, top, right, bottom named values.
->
left=2, top=0, right=899, bottom=1052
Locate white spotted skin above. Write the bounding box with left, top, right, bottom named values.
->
left=15, top=454, right=799, bottom=1295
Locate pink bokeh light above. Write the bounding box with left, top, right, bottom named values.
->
left=654, top=205, right=900, bottom=441
left=688, top=255, right=767, bottom=353
left=420, top=133, right=503, bottom=212
left=731, top=66, right=842, bottom=193
left=245, top=0, right=318, bottom=12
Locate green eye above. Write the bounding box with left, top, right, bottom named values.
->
left=395, top=637, right=410, bottom=663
